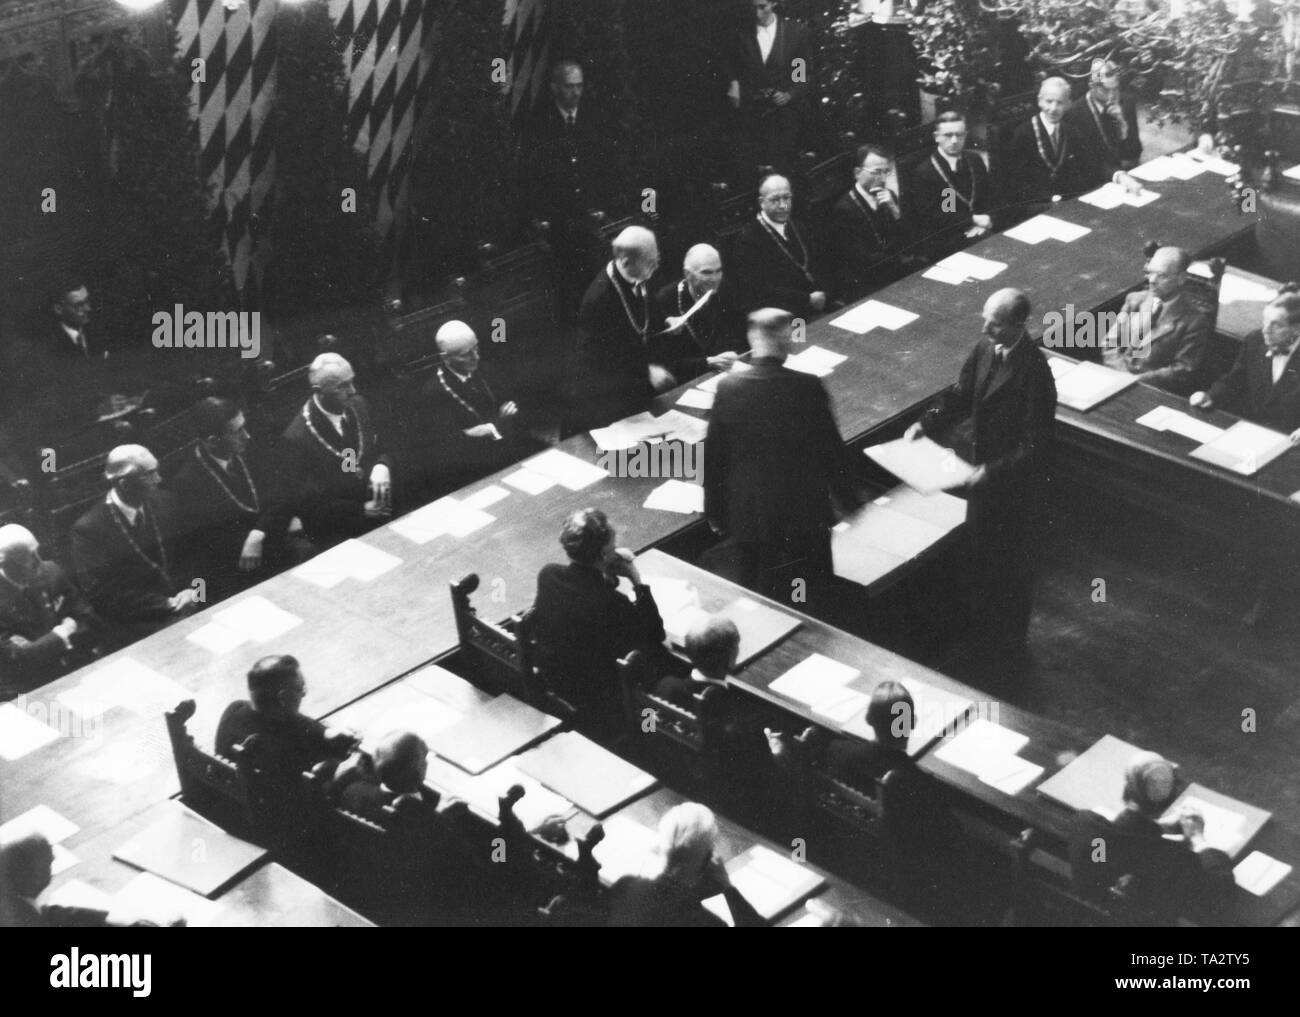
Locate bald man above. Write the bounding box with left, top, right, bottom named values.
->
left=1005, top=76, right=1127, bottom=217
left=910, top=289, right=1056, bottom=656
left=1068, top=752, right=1233, bottom=923
left=1102, top=246, right=1210, bottom=395
left=70, top=444, right=197, bottom=644
left=271, top=353, right=392, bottom=548
left=729, top=174, right=828, bottom=318
left=407, top=321, right=526, bottom=499
left=650, top=244, right=746, bottom=387
left=0, top=524, right=99, bottom=694
left=574, top=225, right=664, bottom=428
left=704, top=309, right=858, bottom=601
left=1065, top=58, right=1142, bottom=181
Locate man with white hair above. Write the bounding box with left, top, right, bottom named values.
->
left=1065, top=58, right=1142, bottom=179
left=574, top=225, right=665, bottom=428
left=650, top=244, right=745, bottom=387
left=70, top=444, right=198, bottom=642
left=271, top=352, right=392, bottom=547
left=407, top=320, right=524, bottom=499
left=0, top=524, right=99, bottom=694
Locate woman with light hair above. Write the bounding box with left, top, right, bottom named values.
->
left=606, top=803, right=763, bottom=927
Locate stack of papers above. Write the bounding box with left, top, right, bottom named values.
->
left=1186, top=149, right=1240, bottom=176
left=701, top=845, right=825, bottom=924
left=784, top=345, right=848, bottom=377
left=935, top=251, right=1007, bottom=280
left=502, top=468, right=558, bottom=495
left=1004, top=215, right=1092, bottom=245
left=653, top=409, right=710, bottom=444
left=1189, top=420, right=1293, bottom=476
left=830, top=300, right=919, bottom=334
left=590, top=412, right=677, bottom=451
left=390, top=496, right=495, bottom=544
left=1078, top=182, right=1160, bottom=209
left=1136, top=406, right=1226, bottom=444
left=769, top=654, right=861, bottom=709
left=675, top=387, right=714, bottom=411
left=292, top=540, right=403, bottom=586
left=1158, top=783, right=1271, bottom=859
left=524, top=448, right=608, bottom=490
left=932, top=718, right=1043, bottom=795
left=1050, top=359, right=1139, bottom=411
left=0, top=702, right=62, bottom=760
left=864, top=436, right=974, bottom=495
left=112, top=871, right=223, bottom=927
left=643, top=479, right=704, bottom=514
left=0, top=805, right=80, bottom=873
left=57, top=658, right=188, bottom=717
left=1234, top=851, right=1293, bottom=897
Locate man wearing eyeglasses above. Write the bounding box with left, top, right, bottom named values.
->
left=909, top=110, right=995, bottom=260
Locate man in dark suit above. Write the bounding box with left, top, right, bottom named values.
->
left=70, top=444, right=200, bottom=645
left=1103, top=246, right=1211, bottom=395
left=573, top=225, right=663, bottom=429
left=1069, top=752, right=1233, bottom=924
left=1064, top=59, right=1142, bottom=181
left=1, top=832, right=112, bottom=928
left=910, top=111, right=995, bottom=260
left=531, top=508, right=665, bottom=723
left=650, top=244, right=746, bottom=388
left=169, top=398, right=311, bottom=606
left=909, top=288, right=1056, bottom=659
left=728, top=174, right=827, bottom=319
left=828, top=145, right=910, bottom=303
left=1006, top=77, right=1141, bottom=219
left=1192, top=290, right=1300, bottom=436
left=0, top=524, right=99, bottom=696
left=704, top=308, right=857, bottom=602
left=270, top=353, right=393, bottom=549
left=405, top=321, right=527, bottom=502
left=726, top=0, right=813, bottom=180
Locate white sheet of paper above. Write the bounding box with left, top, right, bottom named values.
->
left=462, top=485, right=510, bottom=511
left=186, top=622, right=249, bottom=655
left=526, top=449, right=607, bottom=490
left=864, top=436, right=974, bottom=495
left=1217, top=272, right=1278, bottom=305
left=1191, top=420, right=1293, bottom=475
left=590, top=814, right=658, bottom=884
left=65, top=658, right=188, bottom=717
left=676, top=387, right=714, bottom=411
left=211, top=596, right=302, bottom=642
left=1233, top=851, right=1292, bottom=896
left=1052, top=360, right=1137, bottom=410
left=1040, top=215, right=1091, bottom=242
left=769, top=653, right=861, bottom=707
left=830, top=299, right=919, bottom=334
left=442, top=503, right=496, bottom=538
left=979, top=754, right=1045, bottom=796
left=1078, top=184, right=1126, bottom=210
left=1136, top=406, right=1226, bottom=444
left=590, top=425, right=642, bottom=451
left=937, top=251, right=1007, bottom=280
left=0, top=803, right=79, bottom=844
left=1131, top=156, right=1176, bottom=182
left=51, top=842, right=79, bottom=874
left=0, top=703, right=61, bottom=759
left=1172, top=795, right=1248, bottom=850
left=660, top=411, right=709, bottom=444
left=643, top=479, right=704, bottom=514
left=922, top=264, right=968, bottom=285
left=1004, top=217, right=1055, bottom=244
left=361, top=697, right=463, bottom=752
left=1122, top=187, right=1160, bottom=207
left=786, top=346, right=847, bottom=377
left=932, top=718, right=1030, bottom=780
left=1164, top=154, right=1207, bottom=180
left=113, top=871, right=222, bottom=927
left=47, top=879, right=113, bottom=912
left=812, top=688, right=872, bottom=725
left=1187, top=149, right=1240, bottom=176
left=501, top=468, right=559, bottom=495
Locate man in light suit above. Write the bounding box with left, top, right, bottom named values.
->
left=704, top=308, right=858, bottom=603
left=726, top=0, right=814, bottom=180
left=828, top=145, right=910, bottom=302
left=1065, top=59, right=1143, bottom=181
left=1103, top=246, right=1211, bottom=396
left=729, top=174, right=827, bottom=319
left=908, top=288, right=1056, bottom=659
left=909, top=111, right=995, bottom=260
left=1192, top=288, right=1300, bottom=436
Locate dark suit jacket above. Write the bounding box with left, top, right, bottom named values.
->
left=70, top=493, right=182, bottom=633
left=3, top=321, right=114, bottom=447
left=270, top=396, right=390, bottom=547
left=607, top=875, right=764, bottom=928
left=405, top=366, right=519, bottom=498
left=575, top=265, right=655, bottom=428
left=1103, top=290, right=1211, bottom=395
left=215, top=700, right=341, bottom=778
left=704, top=357, right=851, bottom=544
left=531, top=561, right=664, bottom=713
left=909, top=150, right=994, bottom=257
left=728, top=217, right=824, bottom=318
left=649, top=279, right=747, bottom=384
left=1064, top=92, right=1142, bottom=180
left=1208, top=331, right=1300, bottom=434
left=1006, top=115, right=1103, bottom=215
left=827, top=186, right=907, bottom=301
left=1068, top=808, right=1234, bottom=923
left=727, top=16, right=813, bottom=111
left=517, top=100, right=619, bottom=224
left=0, top=561, right=99, bottom=694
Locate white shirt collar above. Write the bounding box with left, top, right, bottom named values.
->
left=1039, top=114, right=1060, bottom=136
left=556, top=102, right=578, bottom=123
left=760, top=211, right=787, bottom=238
left=613, top=260, right=645, bottom=294
left=312, top=394, right=346, bottom=434
left=108, top=487, right=140, bottom=525
left=690, top=668, right=727, bottom=687
left=855, top=182, right=879, bottom=209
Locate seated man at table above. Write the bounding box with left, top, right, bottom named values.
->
left=728, top=173, right=828, bottom=318
left=336, top=730, right=439, bottom=821
left=271, top=353, right=393, bottom=549
left=1102, top=246, right=1210, bottom=395
left=1068, top=751, right=1233, bottom=923
left=1191, top=287, right=1300, bottom=436
left=531, top=508, right=666, bottom=725
left=1064, top=59, right=1143, bottom=181
left=216, top=654, right=357, bottom=779
left=70, top=444, right=200, bottom=645
left=909, top=111, right=996, bottom=260
left=827, top=145, right=910, bottom=302
left=650, top=244, right=746, bottom=388
left=0, top=523, right=100, bottom=697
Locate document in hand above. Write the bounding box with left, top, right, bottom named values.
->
left=701, top=845, right=826, bottom=924
left=1158, top=783, right=1270, bottom=860
left=864, top=435, right=974, bottom=494
left=1188, top=420, right=1293, bottom=476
